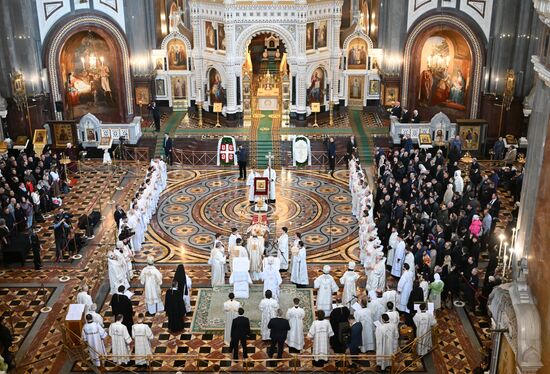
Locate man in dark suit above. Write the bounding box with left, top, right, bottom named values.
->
left=148, top=101, right=161, bottom=131
left=236, top=145, right=248, bottom=180
left=267, top=309, right=291, bottom=358
left=113, top=204, right=126, bottom=229
left=347, top=315, right=363, bottom=367
left=345, top=136, right=357, bottom=168
left=400, top=108, right=410, bottom=123
left=230, top=308, right=250, bottom=360
left=411, top=109, right=421, bottom=123
left=487, top=192, right=501, bottom=219
left=163, top=133, right=173, bottom=166
left=390, top=101, right=402, bottom=118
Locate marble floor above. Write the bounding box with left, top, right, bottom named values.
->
left=0, top=163, right=494, bottom=373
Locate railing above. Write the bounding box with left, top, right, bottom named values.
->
left=171, top=148, right=348, bottom=169
left=61, top=322, right=438, bottom=374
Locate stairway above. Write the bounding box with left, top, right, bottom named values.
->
left=349, top=109, right=373, bottom=164
left=255, top=110, right=274, bottom=169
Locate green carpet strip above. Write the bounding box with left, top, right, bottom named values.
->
left=349, top=109, right=373, bottom=164
left=154, top=111, right=185, bottom=156
left=255, top=110, right=274, bottom=168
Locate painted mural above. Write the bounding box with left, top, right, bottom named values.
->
left=218, top=24, right=226, bottom=51
left=172, top=76, right=186, bottom=99
left=167, top=39, right=187, bottom=70
left=347, top=38, right=368, bottom=69
left=205, top=21, right=216, bottom=49
left=60, top=30, right=119, bottom=121
left=307, top=67, right=325, bottom=105
left=417, top=35, right=471, bottom=112
left=315, top=21, right=327, bottom=49
left=209, top=68, right=226, bottom=104
left=306, top=23, right=314, bottom=50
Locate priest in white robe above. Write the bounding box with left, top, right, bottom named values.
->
left=314, top=265, right=339, bottom=316
left=228, top=228, right=241, bottom=252
left=277, top=227, right=289, bottom=271
left=413, top=303, right=437, bottom=356
left=247, top=231, right=264, bottom=281
left=290, top=241, right=308, bottom=286
left=230, top=257, right=252, bottom=298
left=82, top=314, right=107, bottom=367
left=88, top=303, right=104, bottom=327
left=387, top=227, right=398, bottom=266
left=355, top=299, right=375, bottom=352
left=308, top=310, right=334, bottom=363
left=209, top=242, right=226, bottom=286
left=259, top=290, right=279, bottom=340
left=390, top=236, right=406, bottom=278
left=375, top=314, right=399, bottom=370
left=386, top=301, right=400, bottom=351
left=286, top=297, right=305, bottom=351
left=132, top=313, right=154, bottom=366
left=397, top=263, right=414, bottom=313
left=108, top=250, right=130, bottom=295
left=263, top=167, right=276, bottom=203
left=223, top=292, right=241, bottom=345
left=109, top=314, right=132, bottom=365
left=366, top=252, right=386, bottom=294
left=139, top=256, right=164, bottom=314
left=340, top=262, right=359, bottom=308
left=261, top=256, right=282, bottom=299
left=76, top=284, right=93, bottom=314
left=229, top=238, right=248, bottom=273
left=246, top=169, right=259, bottom=204
left=404, top=248, right=416, bottom=276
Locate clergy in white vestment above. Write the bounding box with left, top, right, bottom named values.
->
left=308, top=310, right=334, bottom=363
left=340, top=262, right=360, bottom=308
left=246, top=169, right=259, bottom=203
left=286, top=297, right=305, bottom=351
left=209, top=242, right=226, bottom=286
left=368, top=291, right=387, bottom=323
left=88, top=303, right=104, bottom=327
left=132, top=313, right=154, bottom=366
left=263, top=167, right=276, bottom=203
left=413, top=303, right=437, bottom=356
left=223, top=293, right=241, bottom=345
left=314, top=265, right=339, bottom=316
left=366, top=252, right=386, bottom=294
left=126, top=209, right=143, bottom=252
left=390, top=236, right=406, bottom=278
left=230, top=257, right=252, bottom=298
left=277, top=227, right=289, bottom=271
left=404, top=248, right=416, bottom=276
left=385, top=301, right=400, bottom=351
left=117, top=241, right=134, bottom=281
left=290, top=241, right=308, bottom=286
left=229, top=238, right=248, bottom=273
left=259, top=290, right=279, bottom=340
left=107, top=250, right=130, bottom=295
left=261, top=256, right=282, bottom=299
left=76, top=284, right=93, bottom=314
left=139, top=256, right=165, bottom=314
left=109, top=314, right=132, bottom=365
left=397, top=263, right=414, bottom=313
left=103, top=149, right=112, bottom=165
left=387, top=227, right=398, bottom=266
left=375, top=314, right=399, bottom=370
left=82, top=314, right=107, bottom=367
left=354, top=298, right=375, bottom=352
left=247, top=231, right=264, bottom=281
left=228, top=228, right=241, bottom=252
left=383, top=289, right=398, bottom=308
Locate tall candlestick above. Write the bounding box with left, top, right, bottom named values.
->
left=508, top=247, right=514, bottom=272
left=503, top=243, right=508, bottom=273
left=498, top=234, right=505, bottom=259
left=511, top=228, right=516, bottom=249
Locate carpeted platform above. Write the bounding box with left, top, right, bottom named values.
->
left=191, top=284, right=315, bottom=333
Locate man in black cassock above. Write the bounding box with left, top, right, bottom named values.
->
left=329, top=298, right=350, bottom=353
left=110, top=285, right=134, bottom=334
left=165, top=281, right=186, bottom=333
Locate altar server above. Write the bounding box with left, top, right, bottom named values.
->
left=259, top=290, right=279, bottom=340
left=132, top=313, right=154, bottom=366
left=340, top=261, right=360, bottom=308
left=286, top=298, right=305, bottom=351
left=82, top=314, right=107, bottom=367
left=277, top=227, right=289, bottom=271
left=140, top=256, right=164, bottom=314
left=109, top=314, right=132, bottom=365
left=223, top=293, right=241, bottom=345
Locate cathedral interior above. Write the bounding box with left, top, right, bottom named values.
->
left=0, top=0, right=549, bottom=373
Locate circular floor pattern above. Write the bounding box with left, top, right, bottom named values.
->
left=149, top=170, right=358, bottom=261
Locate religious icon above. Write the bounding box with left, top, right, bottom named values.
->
left=218, top=24, right=226, bottom=51
left=384, top=85, right=399, bottom=106
left=86, top=128, right=97, bottom=142
left=306, top=23, right=314, bottom=50
left=349, top=76, right=363, bottom=100
left=459, top=125, right=481, bottom=151
left=419, top=134, right=432, bottom=145
left=135, top=86, right=150, bottom=105
left=315, top=21, right=327, bottom=49
left=369, top=80, right=380, bottom=96
left=171, top=77, right=186, bottom=99
left=155, top=57, right=165, bottom=70
left=209, top=68, right=225, bottom=104
left=205, top=21, right=216, bottom=49
left=347, top=38, right=368, bottom=69
left=155, top=79, right=166, bottom=97
left=167, top=39, right=187, bottom=70
left=33, top=129, right=46, bottom=144
left=307, top=67, right=325, bottom=105
left=52, top=122, right=75, bottom=148
left=99, top=137, right=111, bottom=147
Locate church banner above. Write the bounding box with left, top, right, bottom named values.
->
left=216, top=136, right=238, bottom=166
left=292, top=135, right=311, bottom=167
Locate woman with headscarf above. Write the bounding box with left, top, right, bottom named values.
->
left=428, top=273, right=445, bottom=310
left=443, top=184, right=454, bottom=205
left=173, top=264, right=192, bottom=314
left=453, top=170, right=464, bottom=195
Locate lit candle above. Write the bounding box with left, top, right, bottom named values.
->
left=498, top=234, right=505, bottom=259
left=502, top=242, right=508, bottom=272
left=508, top=247, right=514, bottom=271
left=511, top=228, right=516, bottom=250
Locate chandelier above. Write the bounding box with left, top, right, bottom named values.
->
left=427, top=53, right=450, bottom=72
